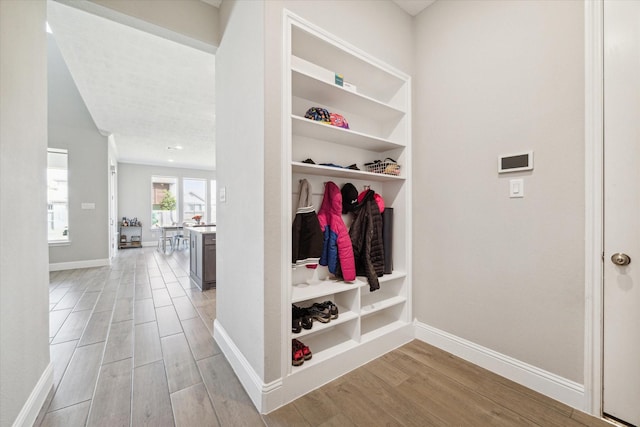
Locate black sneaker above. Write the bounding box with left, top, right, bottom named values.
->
left=322, top=301, right=339, bottom=319
left=293, top=305, right=313, bottom=332
left=313, top=301, right=338, bottom=319
left=307, top=305, right=331, bottom=323
left=292, top=316, right=301, bottom=333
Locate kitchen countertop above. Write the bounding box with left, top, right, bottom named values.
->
left=185, top=226, right=216, bottom=234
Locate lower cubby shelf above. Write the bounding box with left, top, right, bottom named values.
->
left=288, top=263, right=409, bottom=383
left=361, top=295, right=406, bottom=317
left=291, top=323, right=359, bottom=372
left=361, top=304, right=406, bottom=342
left=292, top=307, right=358, bottom=339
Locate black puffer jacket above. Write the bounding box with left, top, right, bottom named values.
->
left=292, top=179, right=323, bottom=266
left=349, top=190, right=384, bottom=291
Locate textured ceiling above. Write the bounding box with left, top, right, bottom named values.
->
left=47, top=1, right=216, bottom=170
left=391, top=0, right=436, bottom=16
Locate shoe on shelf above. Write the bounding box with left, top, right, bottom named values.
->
left=322, top=301, right=339, bottom=319
left=301, top=312, right=313, bottom=330
left=292, top=344, right=305, bottom=366
left=292, top=305, right=302, bottom=334
left=312, top=301, right=339, bottom=320
left=292, top=305, right=313, bottom=332
left=292, top=316, right=301, bottom=334
left=307, top=305, right=331, bottom=323
left=293, top=339, right=312, bottom=361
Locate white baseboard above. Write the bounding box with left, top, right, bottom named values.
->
left=214, top=319, right=414, bottom=414
left=12, top=363, right=53, bottom=427
left=414, top=321, right=585, bottom=410
left=213, top=320, right=282, bottom=414
left=49, top=258, right=110, bottom=271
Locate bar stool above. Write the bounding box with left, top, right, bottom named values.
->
left=174, top=229, right=190, bottom=250
left=157, top=235, right=173, bottom=252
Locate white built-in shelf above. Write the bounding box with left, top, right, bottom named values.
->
left=291, top=115, right=404, bottom=152
left=292, top=278, right=365, bottom=303
left=360, top=319, right=408, bottom=343
left=284, top=13, right=411, bottom=402
left=292, top=308, right=358, bottom=339
left=360, top=296, right=406, bottom=318
left=372, top=271, right=406, bottom=284
left=291, top=29, right=406, bottom=104
left=292, top=69, right=405, bottom=121
left=291, top=161, right=405, bottom=182
left=290, top=331, right=359, bottom=373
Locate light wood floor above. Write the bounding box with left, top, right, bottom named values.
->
left=265, top=341, right=612, bottom=427
left=38, top=247, right=263, bottom=427
left=38, top=247, right=612, bottom=427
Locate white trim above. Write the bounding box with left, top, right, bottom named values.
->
left=11, top=363, right=53, bottom=427
left=48, top=240, right=71, bottom=246
left=414, top=322, right=585, bottom=410
left=213, top=320, right=283, bottom=414
left=53, top=0, right=217, bottom=54
left=280, top=11, right=294, bottom=383
left=584, top=0, right=604, bottom=417
left=48, top=258, right=110, bottom=271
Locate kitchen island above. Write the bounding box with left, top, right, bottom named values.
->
left=187, top=226, right=216, bottom=290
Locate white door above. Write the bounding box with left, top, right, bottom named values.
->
left=603, top=1, right=640, bottom=425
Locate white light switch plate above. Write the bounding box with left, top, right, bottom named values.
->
left=510, top=179, right=524, bottom=198
left=219, top=186, right=226, bottom=203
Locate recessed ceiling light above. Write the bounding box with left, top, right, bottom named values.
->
left=167, top=145, right=183, bottom=150
left=168, top=159, right=174, bottom=162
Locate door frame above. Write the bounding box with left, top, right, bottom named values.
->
left=584, top=0, right=604, bottom=417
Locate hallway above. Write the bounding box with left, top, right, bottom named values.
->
left=39, top=247, right=263, bottom=426
left=38, top=247, right=612, bottom=427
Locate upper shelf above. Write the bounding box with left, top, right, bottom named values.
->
left=291, top=161, right=406, bottom=182
left=291, top=25, right=408, bottom=104
left=292, top=69, right=405, bottom=121
left=291, top=115, right=404, bottom=152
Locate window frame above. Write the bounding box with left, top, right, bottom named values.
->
left=182, top=177, right=207, bottom=223
left=47, top=148, right=70, bottom=244
left=151, top=176, right=179, bottom=228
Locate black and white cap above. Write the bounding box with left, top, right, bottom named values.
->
left=341, top=183, right=358, bottom=214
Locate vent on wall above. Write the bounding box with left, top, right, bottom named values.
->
left=498, top=151, right=533, bottom=174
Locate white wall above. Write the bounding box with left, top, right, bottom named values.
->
left=216, top=0, right=267, bottom=381
left=0, top=1, right=51, bottom=426
left=48, top=34, right=110, bottom=267
left=117, top=162, right=215, bottom=245
left=413, top=0, right=585, bottom=382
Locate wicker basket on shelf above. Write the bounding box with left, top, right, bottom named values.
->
left=364, top=158, right=401, bottom=176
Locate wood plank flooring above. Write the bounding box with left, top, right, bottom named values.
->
left=37, top=247, right=262, bottom=427
left=265, top=341, right=613, bottom=427
left=37, top=247, right=612, bottom=427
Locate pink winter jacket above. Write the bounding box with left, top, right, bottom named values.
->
left=317, top=182, right=356, bottom=281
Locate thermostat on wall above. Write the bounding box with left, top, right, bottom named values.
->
left=498, top=151, right=533, bottom=173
